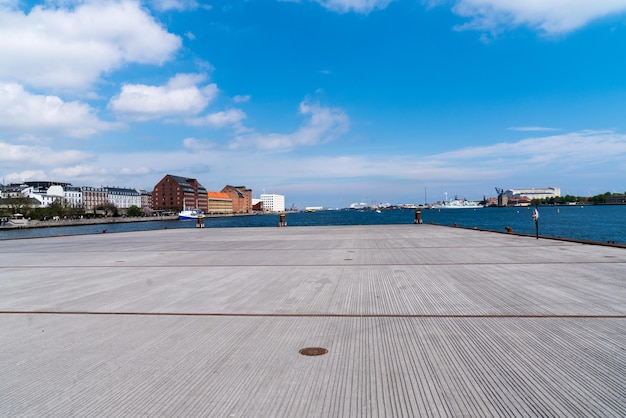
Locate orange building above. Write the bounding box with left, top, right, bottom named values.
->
left=207, top=191, right=233, bottom=214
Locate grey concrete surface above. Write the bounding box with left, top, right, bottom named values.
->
left=0, top=225, right=624, bottom=417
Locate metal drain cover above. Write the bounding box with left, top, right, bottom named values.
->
left=299, top=347, right=328, bottom=356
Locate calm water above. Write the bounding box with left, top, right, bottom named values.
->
left=1, top=205, right=625, bottom=244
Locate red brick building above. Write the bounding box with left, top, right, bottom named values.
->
left=152, top=174, right=208, bottom=212
left=221, top=185, right=252, bottom=213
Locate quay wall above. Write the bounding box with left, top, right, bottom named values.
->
left=0, top=212, right=262, bottom=230
left=0, top=215, right=178, bottom=230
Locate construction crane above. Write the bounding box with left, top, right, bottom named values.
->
left=495, top=187, right=507, bottom=207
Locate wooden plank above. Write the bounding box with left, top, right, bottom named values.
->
left=0, top=225, right=624, bottom=416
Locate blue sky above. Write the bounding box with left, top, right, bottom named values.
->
left=1, top=0, right=626, bottom=208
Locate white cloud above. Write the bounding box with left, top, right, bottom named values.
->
left=187, top=109, right=247, bottom=128
left=49, top=165, right=109, bottom=179
left=150, top=0, right=201, bottom=12
left=0, top=141, right=94, bottom=166
left=3, top=129, right=623, bottom=204
left=312, top=0, right=393, bottom=14
left=508, top=126, right=560, bottom=132
left=0, top=0, right=181, bottom=91
left=0, top=0, right=20, bottom=9
left=312, top=1, right=626, bottom=34
left=435, top=130, right=626, bottom=170
left=109, top=74, right=218, bottom=121
left=150, top=0, right=213, bottom=11
left=217, top=130, right=626, bottom=186
left=0, top=83, right=117, bottom=139
left=229, top=100, right=349, bottom=151
left=207, top=109, right=247, bottom=127
left=3, top=170, right=48, bottom=183
left=451, top=0, right=626, bottom=34
left=182, top=137, right=217, bottom=151
left=233, top=95, right=251, bottom=103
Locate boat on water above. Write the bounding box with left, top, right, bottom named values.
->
left=178, top=208, right=205, bottom=220
left=8, top=214, right=30, bottom=226
left=431, top=199, right=484, bottom=209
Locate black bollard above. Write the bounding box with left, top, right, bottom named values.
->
left=414, top=209, right=423, bottom=224
left=278, top=213, right=287, bottom=227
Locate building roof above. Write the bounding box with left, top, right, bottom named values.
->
left=208, top=192, right=232, bottom=200
left=222, top=185, right=246, bottom=198
left=167, top=174, right=206, bottom=194
left=105, top=187, right=140, bottom=195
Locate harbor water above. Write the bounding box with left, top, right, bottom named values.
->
left=1, top=205, right=625, bottom=245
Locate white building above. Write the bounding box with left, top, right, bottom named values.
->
left=260, top=193, right=285, bottom=212
left=19, top=184, right=83, bottom=208
left=106, top=187, right=141, bottom=209
left=64, top=186, right=82, bottom=207
left=505, top=187, right=560, bottom=200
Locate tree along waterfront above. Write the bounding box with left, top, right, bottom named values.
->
left=531, top=191, right=626, bottom=206
left=0, top=195, right=147, bottom=220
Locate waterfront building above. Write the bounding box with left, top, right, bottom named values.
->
left=21, top=182, right=77, bottom=208
left=105, top=187, right=141, bottom=209
left=137, top=190, right=152, bottom=210
left=251, top=198, right=263, bottom=211
left=0, top=184, right=41, bottom=211
left=605, top=194, right=626, bottom=204
left=260, top=193, right=285, bottom=213
left=82, top=187, right=108, bottom=211
left=207, top=191, right=233, bottom=214
left=65, top=186, right=82, bottom=208
left=0, top=184, right=26, bottom=199
left=153, top=174, right=208, bottom=212
left=21, top=185, right=55, bottom=207
left=505, top=187, right=560, bottom=200
left=221, top=185, right=252, bottom=213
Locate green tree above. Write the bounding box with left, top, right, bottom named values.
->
left=6, top=196, right=31, bottom=215
left=99, top=203, right=118, bottom=217
left=47, top=199, right=67, bottom=218
left=127, top=205, right=142, bottom=217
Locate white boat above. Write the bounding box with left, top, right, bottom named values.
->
left=431, top=198, right=484, bottom=209
left=178, top=208, right=204, bottom=220
left=8, top=213, right=30, bottom=226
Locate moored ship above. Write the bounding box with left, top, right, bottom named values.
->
left=178, top=208, right=204, bottom=220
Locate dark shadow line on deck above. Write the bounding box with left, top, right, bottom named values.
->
left=1, top=311, right=624, bottom=319
left=2, top=260, right=624, bottom=269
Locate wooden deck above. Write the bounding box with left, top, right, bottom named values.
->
left=1, top=225, right=624, bottom=416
